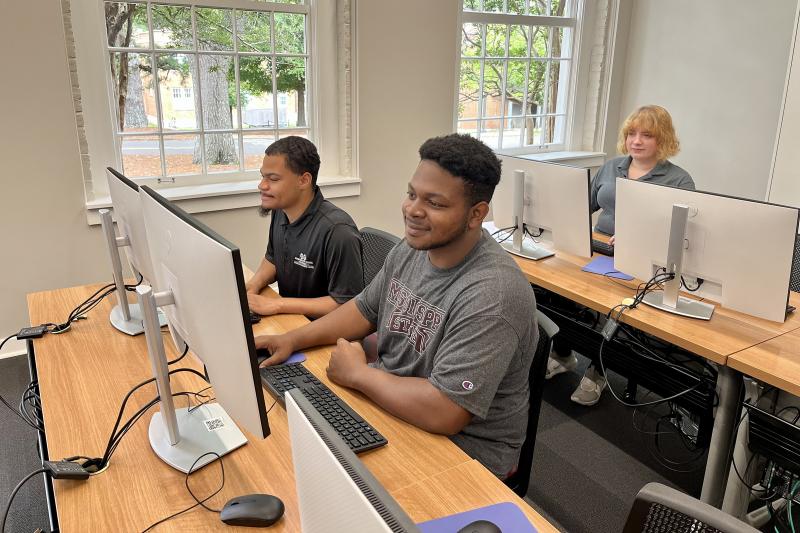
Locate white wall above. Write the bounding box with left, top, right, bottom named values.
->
left=606, top=0, right=797, bottom=200
left=0, top=0, right=459, bottom=356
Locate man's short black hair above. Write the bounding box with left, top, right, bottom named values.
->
left=265, top=136, right=321, bottom=187
left=418, top=133, right=501, bottom=205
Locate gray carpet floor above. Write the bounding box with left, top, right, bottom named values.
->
left=0, top=354, right=49, bottom=533
left=524, top=355, right=706, bottom=533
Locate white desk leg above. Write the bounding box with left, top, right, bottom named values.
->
left=701, top=365, right=742, bottom=506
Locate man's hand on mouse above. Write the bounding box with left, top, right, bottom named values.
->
left=255, top=334, right=293, bottom=366
left=247, top=293, right=284, bottom=316
left=326, top=338, right=368, bottom=389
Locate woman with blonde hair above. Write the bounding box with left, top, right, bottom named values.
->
left=547, top=105, right=695, bottom=406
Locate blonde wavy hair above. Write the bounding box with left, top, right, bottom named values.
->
left=617, top=105, right=680, bottom=162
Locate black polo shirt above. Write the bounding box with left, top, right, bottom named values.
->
left=266, top=189, right=364, bottom=303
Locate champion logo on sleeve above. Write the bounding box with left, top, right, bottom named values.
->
left=462, top=380, right=474, bottom=391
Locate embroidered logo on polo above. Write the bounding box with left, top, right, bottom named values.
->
left=386, top=278, right=444, bottom=353
left=293, top=252, right=314, bottom=269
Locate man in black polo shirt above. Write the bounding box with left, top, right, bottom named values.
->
left=246, top=136, right=364, bottom=318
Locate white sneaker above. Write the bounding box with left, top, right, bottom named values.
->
left=545, top=351, right=578, bottom=380
left=570, top=367, right=607, bottom=406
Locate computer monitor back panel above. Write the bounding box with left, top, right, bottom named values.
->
left=105, top=168, right=157, bottom=284
left=286, top=391, right=420, bottom=533
left=493, top=155, right=592, bottom=257
left=615, top=178, right=799, bottom=322
left=140, top=188, right=268, bottom=438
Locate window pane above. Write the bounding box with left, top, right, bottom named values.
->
left=502, top=118, right=524, bottom=149
left=458, top=60, right=481, bottom=120
left=524, top=116, right=543, bottom=146
left=243, top=132, right=275, bottom=170
left=110, top=52, right=157, bottom=133
left=505, top=60, right=526, bottom=116
left=279, top=129, right=309, bottom=140
left=276, top=57, right=307, bottom=129
left=479, top=121, right=500, bottom=150
left=527, top=60, right=545, bottom=114
left=482, top=61, right=504, bottom=118
left=528, top=0, right=548, bottom=15
left=151, top=5, right=193, bottom=49
left=239, top=56, right=273, bottom=128
left=196, top=8, right=233, bottom=51
left=508, top=26, right=528, bottom=58
left=461, top=23, right=482, bottom=57
left=206, top=133, right=240, bottom=172
left=105, top=3, right=149, bottom=48
left=158, top=54, right=197, bottom=130
left=165, top=134, right=201, bottom=175
left=552, top=26, right=571, bottom=58
left=271, top=0, right=304, bottom=4
left=485, top=24, right=507, bottom=58
left=551, top=0, right=570, bottom=17
left=237, top=10, right=271, bottom=53
left=507, top=0, right=526, bottom=15
left=457, top=120, right=479, bottom=137
left=463, top=0, right=480, bottom=11
left=274, top=13, right=305, bottom=54
left=196, top=54, right=237, bottom=129
left=121, top=135, right=161, bottom=177
left=544, top=60, right=569, bottom=115
left=543, top=114, right=566, bottom=144
left=483, top=0, right=503, bottom=13
left=531, top=26, right=549, bottom=58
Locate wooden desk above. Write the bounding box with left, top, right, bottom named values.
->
left=27, top=283, right=551, bottom=531
left=728, top=329, right=800, bottom=398
left=394, top=460, right=559, bottom=533
left=510, top=248, right=800, bottom=507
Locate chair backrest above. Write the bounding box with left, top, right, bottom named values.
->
left=360, top=227, right=401, bottom=286
left=791, top=232, right=800, bottom=293
left=504, top=309, right=558, bottom=497
left=623, top=482, right=760, bottom=533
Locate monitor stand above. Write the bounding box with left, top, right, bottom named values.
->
left=501, top=238, right=555, bottom=260
left=640, top=204, right=715, bottom=321
left=138, top=285, right=247, bottom=473
left=501, top=169, right=555, bottom=261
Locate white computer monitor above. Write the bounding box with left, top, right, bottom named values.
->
left=615, top=178, right=800, bottom=323
left=491, top=154, right=592, bottom=259
left=100, top=168, right=166, bottom=335
left=286, top=390, right=420, bottom=533
left=137, top=185, right=270, bottom=473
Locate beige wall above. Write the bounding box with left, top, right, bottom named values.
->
left=605, top=0, right=797, bottom=199
left=0, top=0, right=459, bottom=356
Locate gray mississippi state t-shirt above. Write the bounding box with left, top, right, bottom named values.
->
left=355, top=230, right=538, bottom=477
left=592, top=155, right=695, bottom=235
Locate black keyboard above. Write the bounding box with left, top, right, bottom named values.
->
left=260, top=363, right=388, bottom=453
left=591, top=239, right=614, bottom=256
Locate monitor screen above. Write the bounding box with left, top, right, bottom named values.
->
left=286, top=390, right=420, bottom=533
left=140, top=185, right=269, bottom=463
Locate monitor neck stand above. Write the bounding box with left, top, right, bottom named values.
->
left=640, top=204, right=714, bottom=321
left=99, top=209, right=166, bottom=335
left=500, top=169, right=555, bottom=261
left=137, top=285, right=246, bottom=473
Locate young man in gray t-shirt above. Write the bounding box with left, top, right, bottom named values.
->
left=256, top=134, right=538, bottom=478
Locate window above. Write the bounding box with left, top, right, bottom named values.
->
left=457, top=0, right=577, bottom=152
left=104, top=0, right=310, bottom=181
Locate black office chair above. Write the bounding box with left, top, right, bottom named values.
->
left=504, top=309, right=558, bottom=497
left=623, top=482, right=760, bottom=533
left=790, top=232, right=800, bottom=293
left=360, top=227, right=401, bottom=286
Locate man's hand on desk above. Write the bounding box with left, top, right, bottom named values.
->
left=327, top=338, right=369, bottom=389
left=255, top=334, right=294, bottom=366
left=248, top=293, right=284, bottom=316
left=609, top=235, right=615, bottom=246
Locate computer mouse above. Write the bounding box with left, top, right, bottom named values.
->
left=249, top=311, right=262, bottom=324
left=220, top=493, right=284, bottom=527
left=456, top=519, right=503, bottom=533
left=256, top=348, right=271, bottom=366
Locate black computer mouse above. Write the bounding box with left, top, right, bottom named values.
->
left=219, top=493, right=285, bottom=527
left=456, top=519, right=503, bottom=533
left=256, top=348, right=271, bottom=366
left=249, top=311, right=262, bottom=324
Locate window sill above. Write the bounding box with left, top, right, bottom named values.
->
left=514, top=150, right=606, bottom=169
left=85, top=176, right=361, bottom=226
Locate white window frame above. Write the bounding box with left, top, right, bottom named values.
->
left=454, top=0, right=590, bottom=157
left=67, top=0, right=359, bottom=222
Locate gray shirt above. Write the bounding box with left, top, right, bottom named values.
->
left=592, top=155, right=695, bottom=235
left=354, top=230, right=538, bottom=477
